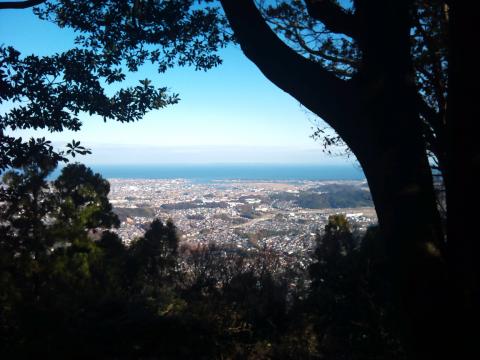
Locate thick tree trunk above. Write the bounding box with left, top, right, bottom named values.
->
left=347, top=83, right=450, bottom=358
left=221, top=1, right=448, bottom=357
left=445, top=2, right=479, bottom=357
left=351, top=2, right=448, bottom=358
left=349, top=57, right=448, bottom=358
left=357, top=148, right=447, bottom=359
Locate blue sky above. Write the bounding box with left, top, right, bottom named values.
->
left=0, top=6, right=351, bottom=165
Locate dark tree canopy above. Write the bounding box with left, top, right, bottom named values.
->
left=128, top=218, right=179, bottom=286
left=0, top=161, right=119, bottom=254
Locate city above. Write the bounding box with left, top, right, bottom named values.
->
left=109, top=179, right=377, bottom=260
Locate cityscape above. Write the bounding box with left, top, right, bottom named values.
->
left=109, top=179, right=377, bottom=260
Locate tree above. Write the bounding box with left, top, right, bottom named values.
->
left=0, top=160, right=127, bottom=357
left=218, top=1, right=477, bottom=358
left=52, top=163, right=119, bottom=237
left=0, top=45, right=172, bottom=170
left=0, top=160, right=120, bottom=254
left=308, top=216, right=404, bottom=359
left=0, top=0, right=230, bottom=171
left=443, top=3, right=479, bottom=357
left=127, top=219, right=180, bottom=296
left=259, top=1, right=448, bottom=177
left=0, top=3, right=230, bottom=356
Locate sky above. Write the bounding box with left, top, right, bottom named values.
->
left=0, top=5, right=352, bottom=165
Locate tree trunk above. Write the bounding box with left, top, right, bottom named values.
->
left=351, top=2, right=448, bottom=358
left=220, top=1, right=448, bottom=357
left=357, top=146, right=448, bottom=359
left=445, top=1, right=479, bottom=357
left=349, top=52, right=448, bottom=358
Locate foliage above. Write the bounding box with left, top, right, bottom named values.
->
left=128, top=219, right=179, bottom=291
left=0, top=45, right=173, bottom=170
left=0, top=161, right=118, bottom=248
left=0, top=161, right=121, bottom=356
left=1, top=164, right=402, bottom=359
left=1, top=0, right=231, bottom=171
left=259, top=0, right=448, bottom=175
left=259, top=0, right=358, bottom=79
left=307, top=215, right=404, bottom=359
left=0, top=4, right=233, bottom=355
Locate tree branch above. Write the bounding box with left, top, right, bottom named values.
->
left=0, top=0, right=45, bottom=10
left=291, top=27, right=358, bottom=67
left=265, top=16, right=358, bottom=68
left=304, top=0, right=358, bottom=39
left=412, top=11, right=447, bottom=116
left=220, top=0, right=356, bottom=137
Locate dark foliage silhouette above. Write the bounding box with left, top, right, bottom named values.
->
left=1, top=163, right=402, bottom=359
left=0, top=0, right=230, bottom=171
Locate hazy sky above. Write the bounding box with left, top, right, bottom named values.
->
left=0, top=6, right=351, bottom=165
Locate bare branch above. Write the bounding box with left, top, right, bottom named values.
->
left=0, top=0, right=45, bottom=10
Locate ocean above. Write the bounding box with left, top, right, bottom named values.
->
left=55, top=164, right=365, bottom=181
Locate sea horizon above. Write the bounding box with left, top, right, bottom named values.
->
left=51, top=163, right=366, bottom=182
